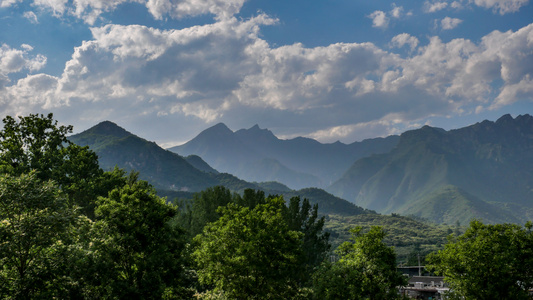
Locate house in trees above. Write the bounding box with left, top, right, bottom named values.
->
left=399, top=276, right=449, bottom=299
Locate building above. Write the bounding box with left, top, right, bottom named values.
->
left=399, top=276, right=450, bottom=299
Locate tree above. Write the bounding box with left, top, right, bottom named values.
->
left=186, top=186, right=234, bottom=237
left=313, top=226, right=406, bottom=300
left=0, top=113, right=106, bottom=217
left=193, top=197, right=305, bottom=299
left=284, top=196, right=330, bottom=287
left=90, top=179, right=192, bottom=299
left=0, top=172, right=81, bottom=299
left=427, top=220, right=533, bottom=300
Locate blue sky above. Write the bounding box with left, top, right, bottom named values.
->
left=1, top=0, right=532, bottom=147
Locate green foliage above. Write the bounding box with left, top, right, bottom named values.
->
left=287, top=188, right=373, bottom=216
left=0, top=172, right=80, bottom=299
left=427, top=220, right=533, bottom=300
left=0, top=113, right=108, bottom=217
left=324, top=213, right=454, bottom=264
left=192, top=198, right=305, bottom=299
left=0, top=113, right=72, bottom=177
left=313, top=226, right=406, bottom=299
left=0, top=114, right=197, bottom=298
left=185, top=186, right=235, bottom=237
left=284, top=196, right=330, bottom=286
left=90, top=179, right=192, bottom=299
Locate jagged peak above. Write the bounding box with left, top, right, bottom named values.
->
left=496, top=113, right=514, bottom=124
left=235, top=124, right=278, bottom=141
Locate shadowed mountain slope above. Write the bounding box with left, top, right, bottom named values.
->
left=328, top=114, right=533, bottom=224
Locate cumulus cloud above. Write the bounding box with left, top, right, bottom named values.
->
left=472, top=0, right=530, bottom=14
left=0, top=44, right=46, bottom=76
left=424, top=1, right=449, bottom=12
left=390, top=5, right=403, bottom=18
left=441, top=17, right=463, bottom=29
left=146, top=0, right=246, bottom=21
left=423, top=0, right=530, bottom=14
left=451, top=1, right=464, bottom=8
left=368, top=10, right=389, bottom=29
left=2, top=13, right=533, bottom=143
left=0, top=0, right=22, bottom=8
left=22, top=0, right=248, bottom=24
left=391, top=33, right=420, bottom=51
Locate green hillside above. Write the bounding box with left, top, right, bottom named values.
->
left=69, top=122, right=218, bottom=191
left=398, top=185, right=521, bottom=225
left=329, top=114, right=533, bottom=224
left=325, top=213, right=457, bottom=264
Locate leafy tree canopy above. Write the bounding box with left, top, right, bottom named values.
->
left=192, top=197, right=305, bottom=299
left=90, top=178, right=192, bottom=299
left=0, top=172, right=81, bottom=299
left=0, top=113, right=136, bottom=218
left=427, top=220, right=533, bottom=300
left=313, top=226, right=406, bottom=300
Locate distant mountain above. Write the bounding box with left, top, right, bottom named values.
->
left=328, top=114, right=533, bottom=224
left=169, top=123, right=399, bottom=189
left=69, top=121, right=370, bottom=217
left=69, top=121, right=235, bottom=192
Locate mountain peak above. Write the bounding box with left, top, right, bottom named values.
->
left=496, top=113, right=514, bottom=125
left=235, top=124, right=278, bottom=141
left=204, top=123, right=233, bottom=135
left=82, top=120, right=132, bottom=139
left=212, top=122, right=232, bottom=131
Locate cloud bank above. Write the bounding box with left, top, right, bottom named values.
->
left=0, top=9, right=532, bottom=142
left=2, top=0, right=247, bottom=24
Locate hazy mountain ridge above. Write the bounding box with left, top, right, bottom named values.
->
left=68, top=121, right=368, bottom=217
left=69, top=114, right=533, bottom=225
left=328, top=114, right=533, bottom=224
left=169, top=123, right=399, bottom=189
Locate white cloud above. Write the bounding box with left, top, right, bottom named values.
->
left=424, top=1, right=449, bottom=12
left=33, top=0, right=69, bottom=16
left=0, top=73, right=58, bottom=116
left=146, top=0, right=246, bottom=20
left=368, top=10, right=389, bottom=29
left=0, top=44, right=46, bottom=76
left=471, top=0, right=530, bottom=14
left=23, top=11, right=39, bottom=23
left=390, top=5, right=403, bottom=18
left=441, top=17, right=463, bottom=30
left=0, top=0, right=22, bottom=8
left=493, top=75, right=533, bottom=108
left=2, top=12, right=533, bottom=143
left=304, top=115, right=412, bottom=142
left=391, top=33, right=420, bottom=51
left=451, top=1, right=464, bottom=8
left=26, top=0, right=248, bottom=24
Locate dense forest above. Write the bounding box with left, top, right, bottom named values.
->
left=1, top=114, right=533, bottom=299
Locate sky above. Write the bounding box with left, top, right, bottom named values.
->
left=1, top=0, right=533, bottom=147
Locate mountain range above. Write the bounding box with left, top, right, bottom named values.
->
left=69, top=114, right=533, bottom=225
left=329, top=114, right=533, bottom=225
left=68, top=121, right=369, bottom=217
left=168, top=123, right=399, bottom=189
